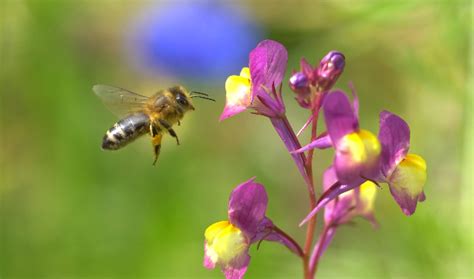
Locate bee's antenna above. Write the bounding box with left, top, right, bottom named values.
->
left=190, top=91, right=209, bottom=96
left=191, top=95, right=216, bottom=102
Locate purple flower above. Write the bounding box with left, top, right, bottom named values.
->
left=308, top=167, right=378, bottom=274
left=294, top=90, right=382, bottom=225
left=204, top=178, right=302, bottom=279
left=322, top=166, right=378, bottom=227
left=220, top=40, right=310, bottom=188
left=294, top=90, right=381, bottom=184
left=378, top=111, right=427, bottom=215
left=220, top=40, right=288, bottom=120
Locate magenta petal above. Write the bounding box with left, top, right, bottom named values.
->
left=349, top=83, right=359, bottom=123
left=291, top=134, right=333, bottom=153
left=418, top=191, right=426, bottom=202
left=333, top=153, right=364, bottom=184
left=219, top=105, right=248, bottom=121
left=389, top=186, right=419, bottom=216
left=322, top=167, right=339, bottom=223
left=323, top=91, right=359, bottom=145
left=300, top=58, right=314, bottom=81
left=223, top=254, right=250, bottom=279
left=249, top=40, right=288, bottom=96
left=228, top=178, right=268, bottom=237
left=300, top=179, right=363, bottom=226
left=378, top=111, right=410, bottom=177
left=323, top=166, right=338, bottom=191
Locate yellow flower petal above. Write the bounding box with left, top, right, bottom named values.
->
left=359, top=129, right=381, bottom=166
left=338, top=130, right=380, bottom=162
left=360, top=181, right=377, bottom=211
left=225, top=75, right=252, bottom=107
left=389, top=153, right=427, bottom=198
left=336, top=129, right=381, bottom=181
left=239, top=67, right=251, bottom=80
left=205, top=220, right=230, bottom=242
left=204, top=221, right=248, bottom=266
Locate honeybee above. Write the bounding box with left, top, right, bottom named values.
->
left=93, top=84, right=214, bottom=165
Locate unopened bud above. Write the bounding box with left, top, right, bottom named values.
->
left=289, top=72, right=309, bottom=93
left=315, top=51, right=345, bottom=91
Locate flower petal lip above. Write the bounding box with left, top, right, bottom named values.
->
left=204, top=220, right=250, bottom=276
left=220, top=71, right=252, bottom=121
left=388, top=153, right=427, bottom=215
left=249, top=40, right=288, bottom=97
left=204, top=241, right=216, bottom=269
left=333, top=129, right=381, bottom=184
left=228, top=178, right=268, bottom=237
left=219, top=105, right=248, bottom=121
left=323, top=91, right=359, bottom=146
left=223, top=254, right=250, bottom=279
left=378, top=111, right=411, bottom=177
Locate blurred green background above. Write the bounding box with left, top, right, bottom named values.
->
left=1, top=0, right=472, bottom=278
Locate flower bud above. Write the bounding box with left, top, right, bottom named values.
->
left=289, top=72, right=309, bottom=93
left=315, top=51, right=345, bottom=91
left=289, top=71, right=312, bottom=108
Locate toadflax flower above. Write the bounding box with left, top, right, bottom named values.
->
left=220, top=40, right=287, bottom=121
left=294, top=90, right=381, bottom=182
left=378, top=111, right=427, bottom=215
left=204, top=178, right=303, bottom=279
left=220, top=39, right=310, bottom=188
left=309, top=167, right=378, bottom=273
left=322, top=166, right=378, bottom=228
left=220, top=67, right=252, bottom=120
left=293, top=90, right=382, bottom=225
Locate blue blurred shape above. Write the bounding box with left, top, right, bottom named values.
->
left=128, top=2, right=262, bottom=81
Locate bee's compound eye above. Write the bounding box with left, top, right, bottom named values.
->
left=176, top=94, right=188, bottom=106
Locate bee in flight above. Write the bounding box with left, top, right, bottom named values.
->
left=93, top=84, right=214, bottom=165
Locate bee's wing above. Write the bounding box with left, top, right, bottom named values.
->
left=93, top=84, right=149, bottom=117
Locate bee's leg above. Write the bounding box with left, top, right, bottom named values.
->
left=151, top=134, right=162, bottom=166
left=177, top=120, right=181, bottom=126
left=149, top=123, right=159, bottom=137
left=159, top=119, right=180, bottom=145
left=148, top=123, right=162, bottom=165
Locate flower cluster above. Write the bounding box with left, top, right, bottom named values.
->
left=205, top=39, right=427, bottom=279
left=295, top=93, right=427, bottom=225
left=289, top=51, right=345, bottom=108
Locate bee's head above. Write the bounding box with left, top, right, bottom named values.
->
left=169, top=86, right=195, bottom=112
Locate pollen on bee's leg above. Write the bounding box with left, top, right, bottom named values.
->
left=152, top=144, right=161, bottom=166
left=151, top=134, right=162, bottom=166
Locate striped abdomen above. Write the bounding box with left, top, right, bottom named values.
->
left=102, top=113, right=150, bottom=150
